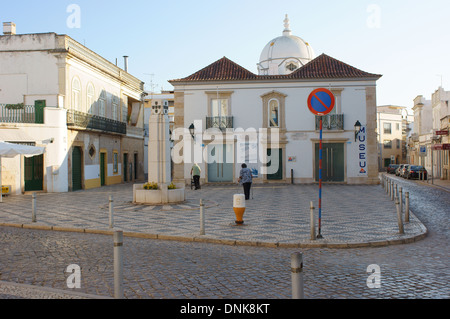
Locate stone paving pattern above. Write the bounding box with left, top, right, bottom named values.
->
left=0, top=181, right=427, bottom=248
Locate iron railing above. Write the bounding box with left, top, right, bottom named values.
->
left=315, top=114, right=344, bottom=131
left=67, top=110, right=126, bottom=135
left=0, top=103, right=44, bottom=124
left=206, top=116, right=234, bottom=130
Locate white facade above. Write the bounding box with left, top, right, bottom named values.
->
left=0, top=30, right=145, bottom=195
left=172, top=79, right=379, bottom=185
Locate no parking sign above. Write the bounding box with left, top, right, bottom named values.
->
left=307, top=88, right=336, bottom=116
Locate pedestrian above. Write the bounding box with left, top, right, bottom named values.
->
left=238, top=163, right=253, bottom=200
left=191, top=163, right=201, bottom=190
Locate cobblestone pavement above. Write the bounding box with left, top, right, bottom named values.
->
left=0, top=181, right=427, bottom=247
left=0, top=176, right=448, bottom=299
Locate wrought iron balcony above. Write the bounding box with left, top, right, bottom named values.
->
left=315, top=114, right=344, bottom=131
left=67, top=110, right=126, bottom=135
left=206, top=116, right=234, bottom=130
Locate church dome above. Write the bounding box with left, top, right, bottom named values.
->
left=258, top=15, right=315, bottom=75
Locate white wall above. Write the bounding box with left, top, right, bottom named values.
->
left=176, top=80, right=374, bottom=182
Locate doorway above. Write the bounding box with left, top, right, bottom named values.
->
left=24, top=154, right=43, bottom=192
left=207, top=144, right=233, bottom=182
left=315, top=143, right=345, bottom=182
left=267, top=148, right=283, bottom=180
left=72, top=147, right=83, bottom=191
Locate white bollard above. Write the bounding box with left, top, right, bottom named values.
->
left=109, top=195, right=114, bottom=229
left=32, top=192, right=37, bottom=223
left=200, top=199, right=205, bottom=235
left=310, top=201, right=315, bottom=241
left=399, top=187, right=403, bottom=215
left=114, top=230, right=124, bottom=299
left=291, top=252, right=304, bottom=299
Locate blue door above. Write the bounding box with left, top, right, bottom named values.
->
left=207, top=144, right=233, bottom=182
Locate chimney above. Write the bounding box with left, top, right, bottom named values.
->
left=3, top=22, right=16, bottom=35
left=123, top=56, right=129, bottom=72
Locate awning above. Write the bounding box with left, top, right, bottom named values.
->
left=0, top=128, right=36, bottom=143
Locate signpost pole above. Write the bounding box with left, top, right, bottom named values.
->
left=317, top=116, right=323, bottom=239
left=307, top=88, right=335, bottom=240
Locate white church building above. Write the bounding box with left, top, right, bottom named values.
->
left=169, top=16, right=382, bottom=185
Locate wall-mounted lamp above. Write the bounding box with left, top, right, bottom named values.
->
left=189, top=123, right=195, bottom=140
left=354, top=120, right=362, bottom=142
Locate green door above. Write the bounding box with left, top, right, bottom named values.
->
left=100, top=153, right=106, bottom=186
left=72, top=147, right=82, bottom=191
left=315, top=143, right=344, bottom=182
left=267, top=148, right=283, bottom=180
left=34, top=100, right=45, bottom=124
left=25, top=155, right=43, bottom=191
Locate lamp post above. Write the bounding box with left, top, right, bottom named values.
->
left=189, top=123, right=195, bottom=140
left=354, top=120, right=362, bottom=142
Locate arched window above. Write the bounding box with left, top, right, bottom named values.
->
left=71, top=77, right=81, bottom=111
left=112, top=95, right=119, bottom=121
left=98, top=90, right=106, bottom=117
left=269, top=99, right=279, bottom=127
left=87, top=83, right=95, bottom=114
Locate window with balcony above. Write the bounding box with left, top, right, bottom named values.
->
left=72, top=77, right=82, bottom=112
left=99, top=90, right=106, bottom=118
left=205, top=91, right=234, bottom=130
left=87, top=83, right=95, bottom=115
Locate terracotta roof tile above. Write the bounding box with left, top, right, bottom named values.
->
left=171, top=57, right=257, bottom=82
left=287, top=54, right=382, bottom=79
left=170, top=54, right=381, bottom=83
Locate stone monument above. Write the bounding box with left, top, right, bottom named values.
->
left=133, top=102, right=185, bottom=204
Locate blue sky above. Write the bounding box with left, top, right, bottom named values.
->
left=2, top=0, right=449, bottom=110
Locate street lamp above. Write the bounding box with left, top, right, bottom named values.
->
left=189, top=123, right=195, bottom=140
left=354, top=120, right=362, bottom=142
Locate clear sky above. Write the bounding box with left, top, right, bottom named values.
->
left=2, top=0, right=449, bottom=110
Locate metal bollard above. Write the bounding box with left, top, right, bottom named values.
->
left=114, top=230, right=124, bottom=299
left=310, top=201, right=315, bottom=241
left=200, top=199, right=205, bottom=235
left=291, top=252, right=304, bottom=299
left=390, top=181, right=394, bottom=200
left=32, top=192, right=37, bottom=223
left=399, top=187, right=403, bottom=215
left=395, top=198, right=404, bottom=234
left=405, top=192, right=410, bottom=223
left=394, top=184, right=398, bottom=200
left=109, top=195, right=114, bottom=229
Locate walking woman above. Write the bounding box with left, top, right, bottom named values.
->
left=238, top=163, right=253, bottom=200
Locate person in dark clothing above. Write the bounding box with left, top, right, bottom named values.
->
left=238, top=163, right=253, bottom=200
left=191, top=163, right=201, bottom=190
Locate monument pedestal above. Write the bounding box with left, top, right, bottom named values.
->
left=133, top=184, right=185, bottom=205
left=132, top=101, right=185, bottom=205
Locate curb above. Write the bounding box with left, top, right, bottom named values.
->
left=0, top=221, right=428, bottom=249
